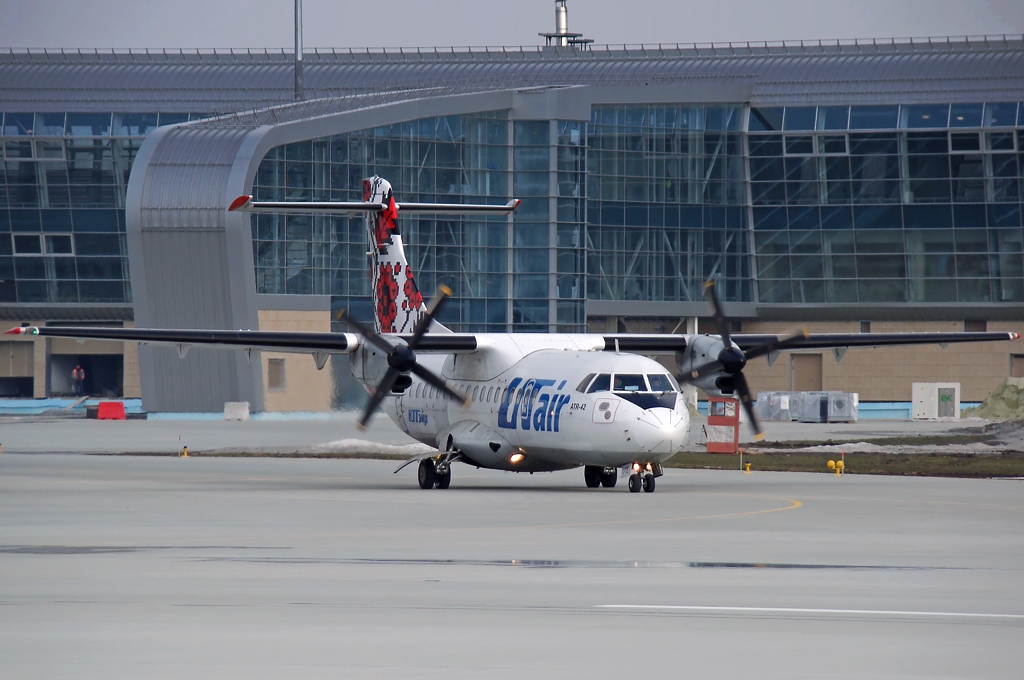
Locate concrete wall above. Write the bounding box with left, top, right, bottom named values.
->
left=257, top=309, right=333, bottom=412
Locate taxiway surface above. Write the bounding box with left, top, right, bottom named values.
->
left=0, top=454, right=1021, bottom=678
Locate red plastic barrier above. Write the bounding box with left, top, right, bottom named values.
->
left=96, top=401, right=127, bottom=420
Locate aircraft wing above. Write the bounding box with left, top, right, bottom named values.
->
left=4, top=326, right=479, bottom=354
left=732, top=331, right=1019, bottom=351
left=600, top=331, right=1019, bottom=354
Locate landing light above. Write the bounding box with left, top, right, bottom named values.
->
left=632, top=463, right=641, bottom=472
left=510, top=452, right=525, bottom=464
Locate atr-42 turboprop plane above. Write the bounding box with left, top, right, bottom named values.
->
left=8, top=176, right=1019, bottom=492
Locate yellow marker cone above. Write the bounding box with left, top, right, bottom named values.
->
left=744, top=461, right=751, bottom=473
left=182, top=446, right=188, bottom=458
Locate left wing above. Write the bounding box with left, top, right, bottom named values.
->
left=600, top=331, right=1019, bottom=354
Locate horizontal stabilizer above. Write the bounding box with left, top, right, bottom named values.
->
left=229, top=195, right=386, bottom=214
left=228, top=195, right=519, bottom=215
left=397, top=199, right=520, bottom=214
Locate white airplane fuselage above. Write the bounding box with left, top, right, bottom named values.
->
left=351, top=333, right=691, bottom=473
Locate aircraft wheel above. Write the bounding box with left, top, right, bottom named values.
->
left=642, top=473, right=655, bottom=493
left=584, top=465, right=602, bottom=488
left=435, top=467, right=452, bottom=489
left=628, top=473, right=642, bottom=493
left=600, top=468, right=618, bottom=488
left=417, top=459, right=436, bottom=490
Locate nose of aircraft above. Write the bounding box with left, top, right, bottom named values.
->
left=632, top=407, right=689, bottom=456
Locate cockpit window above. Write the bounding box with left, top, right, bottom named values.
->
left=587, top=373, right=611, bottom=393
left=647, top=374, right=676, bottom=392
left=576, top=373, right=596, bottom=393
left=613, top=374, right=647, bottom=392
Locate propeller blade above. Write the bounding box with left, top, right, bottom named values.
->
left=410, top=363, right=469, bottom=407
left=685, top=359, right=725, bottom=382
left=407, top=284, right=452, bottom=350
left=336, top=309, right=395, bottom=356
left=357, top=367, right=401, bottom=430
left=742, top=329, right=810, bottom=361
left=732, top=371, right=764, bottom=441
left=703, top=280, right=732, bottom=349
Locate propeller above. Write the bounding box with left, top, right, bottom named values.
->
left=337, top=285, right=469, bottom=430
left=685, top=280, right=808, bottom=441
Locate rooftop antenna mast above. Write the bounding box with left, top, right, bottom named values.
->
left=294, top=0, right=304, bottom=100
left=539, top=1, right=594, bottom=48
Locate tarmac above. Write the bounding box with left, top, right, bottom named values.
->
left=0, top=410, right=989, bottom=455
left=1, top=449, right=1022, bottom=678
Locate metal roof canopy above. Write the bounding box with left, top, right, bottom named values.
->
left=2, top=35, right=1022, bottom=112
left=127, top=87, right=571, bottom=412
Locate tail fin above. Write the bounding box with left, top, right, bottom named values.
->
left=363, top=176, right=431, bottom=335
left=231, top=176, right=519, bottom=335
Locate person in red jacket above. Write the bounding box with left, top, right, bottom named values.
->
left=72, top=364, right=85, bottom=397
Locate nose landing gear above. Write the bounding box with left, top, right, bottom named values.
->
left=628, top=463, right=662, bottom=493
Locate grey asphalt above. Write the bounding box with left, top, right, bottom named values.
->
left=0, top=454, right=1021, bottom=678
left=0, top=412, right=981, bottom=454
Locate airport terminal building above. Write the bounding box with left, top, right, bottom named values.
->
left=1, top=35, right=1023, bottom=411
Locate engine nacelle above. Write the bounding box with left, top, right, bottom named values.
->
left=676, top=335, right=727, bottom=395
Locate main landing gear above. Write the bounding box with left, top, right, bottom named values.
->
left=584, top=465, right=618, bottom=489
left=627, top=462, right=663, bottom=493
left=418, top=457, right=452, bottom=490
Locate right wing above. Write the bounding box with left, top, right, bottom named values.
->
left=5, top=326, right=478, bottom=355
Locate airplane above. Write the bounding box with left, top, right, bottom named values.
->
left=7, top=176, right=1019, bottom=493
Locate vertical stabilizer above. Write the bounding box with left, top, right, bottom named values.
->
left=363, top=176, right=429, bottom=334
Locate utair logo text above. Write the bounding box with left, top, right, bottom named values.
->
left=407, top=409, right=428, bottom=424
left=498, top=377, right=572, bottom=432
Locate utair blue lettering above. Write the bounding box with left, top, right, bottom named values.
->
left=498, top=377, right=571, bottom=432
left=407, top=409, right=428, bottom=425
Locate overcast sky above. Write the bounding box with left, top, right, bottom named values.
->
left=1, top=0, right=1022, bottom=49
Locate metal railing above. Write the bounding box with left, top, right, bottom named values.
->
left=2, top=34, right=1021, bottom=65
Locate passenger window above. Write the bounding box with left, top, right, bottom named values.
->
left=648, top=374, right=675, bottom=392
left=587, top=374, right=611, bottom=393
left=576, top=373, right=596, bottom=393
left=472, top=385, right=480, bottom=400
left=613, top=374, right=647, bottom=392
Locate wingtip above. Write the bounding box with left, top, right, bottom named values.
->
left=355, top=422, right=366, bottom=431
left=439, top=284, right=453, bottom=296
left=228, top=195, right=252, bottom=212
left=462, top=397, right=472, bottom=408
left=754, top=432, right=766, bottom=442
left=703, top=280, right=714, bottom=290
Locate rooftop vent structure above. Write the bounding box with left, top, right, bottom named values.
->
left=539, top=1, right=594, bottom=48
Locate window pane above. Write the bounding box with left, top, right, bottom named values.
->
left=817, top=106, right=850, bottom=130
left=613, top=374, right=646, bottom=392
left=949, top=103, right=983, bottom=127
left=849, top=106, right=898, bottom=130
left=13, top=234, right=41, bottom=254
left=783, top=107, right=816, bottom=131
left=984, top=102, right=1018, bottom=127
left=588, top=374, right=611, bottom=393
left=749, top=107, right=783, bottom=132
left=44, top=234, right=73, bottom=254
left=903, top=104, right=949, bottom=128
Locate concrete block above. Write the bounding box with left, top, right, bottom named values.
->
left=224, top=402, right=250, bottom=421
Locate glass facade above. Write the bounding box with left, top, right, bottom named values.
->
left=251, top=113, right=587, bottom=332
left=3, top=100, right=1023, bottom=320
left=0, top=112, right=201, bottom=304
left=749, top=103, right=1024, bottom=304
left=586, top=105, right=751, bottom=303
